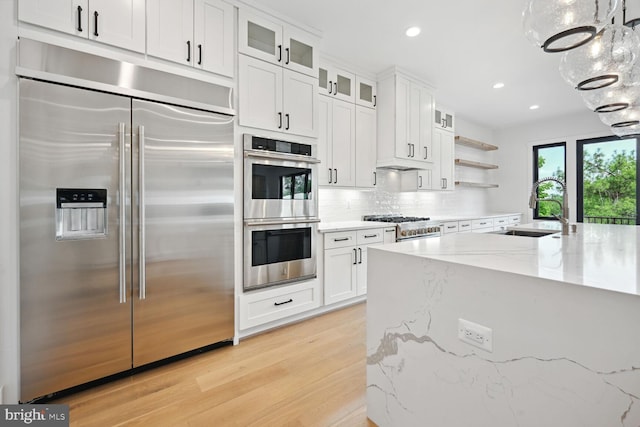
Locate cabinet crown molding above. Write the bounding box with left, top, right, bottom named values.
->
left=376, top=66, right=435, bottom=91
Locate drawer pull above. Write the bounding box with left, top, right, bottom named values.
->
left=447, top=225, right=456, bottom=229
left=274, top=298, right=293, bottom=306
left=363, top=234, right=378, bottom=238
left=333, top=237, right=350, bottom=242
left=461, top=224, right=470, bottom=227
left=385, top=229, right=395, bottom=233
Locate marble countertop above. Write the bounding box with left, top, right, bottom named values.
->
left=374, top=222, right=640, bottom=296
left=317, top=221, right=394, bottom=233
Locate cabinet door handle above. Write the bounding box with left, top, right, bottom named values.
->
left=353, top=248, right=357, bottom=265
left=407, top=143, right=411, bottom=157
left=418, top=175, right=423, bottom=188
left=285, top=47, right=290, bottom=64
left=77, top=6, right=83, bottom=32
left=285, top=113, right=290, bottom=130
left=186, top=40, right=191, bottom=62
left=93, top=11, right=99, bottom=37
left=328, top=80, right=333, bottom=95
left=373, top=95, right=377, bottom=107
left=373, top=171, right=377, bottom=186
left=277, top=44, right=282, bottom=62
left=333, top=237, right=350, bottom=242
left=424, top=146, right=428, bottom=159
left=274, top=298, right=293, bottom=306
left=333, top=82, right=337, bottom=95
left=329, top=168, right=333, bottom=184
left=334, top=168, right=338, bottom=184
left=385, top=229, right=395, bottom=233
left=358, top=247, right=363, bottom=264
left=364, top=234, right=377, bottom=238
left=411, top=144, right=416, bottom=158
left=278, top=112, right=283, bottom=129
left=197, top=44, right=202, bottom=65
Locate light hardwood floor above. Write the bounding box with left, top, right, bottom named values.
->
left=53, top=302, right=375, bottom=427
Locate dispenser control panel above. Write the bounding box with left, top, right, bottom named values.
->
left=55, top=188, right=108, bottom=240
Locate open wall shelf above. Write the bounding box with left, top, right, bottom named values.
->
left=454, top=136, right=498, bottom=151
left=455, top=181, right=499, bottom=188
left=455, top=159, right=498, bottom=169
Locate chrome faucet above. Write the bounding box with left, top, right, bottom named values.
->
left=529, top=177, right=569, bottom=235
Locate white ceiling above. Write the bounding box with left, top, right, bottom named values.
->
left=243, top=0, right=590, bottom=130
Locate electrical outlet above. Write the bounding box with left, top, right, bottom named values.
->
left=458, top=318, right=493, bottom=352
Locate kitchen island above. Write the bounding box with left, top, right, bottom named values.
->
left=366, top=222, right=640, bottom=427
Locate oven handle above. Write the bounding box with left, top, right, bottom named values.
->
left=244, top=150, right=321, bottom=164
left=244, top=218, right=321, bottom=227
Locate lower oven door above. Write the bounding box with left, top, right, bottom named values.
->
left=244, top=218, right=319, bottom=291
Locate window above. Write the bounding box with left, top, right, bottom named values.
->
left=532, top=142, right=566, bottom=220
left=577, top=136, right=639, bottom=225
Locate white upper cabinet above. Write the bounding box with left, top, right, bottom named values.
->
left=318, top=62, right=355, bottom=103
left=239, top=9, right=317, bottom=77
left=355, top=105, right=377, bottom=188
left=377, top=70, right=435, bottom=169
left=318, top=96, right=356, bottom=187
left=432, top=128, right=455, bottom=191
left=434, top=105, right=455, bottom=133
left=19, top=0, right=145, bottom=53
left=239, top=55, right=318, bottom=137
left=356, top=75, right=376, bottom=109
left=147, top=0, right=234, bottom=77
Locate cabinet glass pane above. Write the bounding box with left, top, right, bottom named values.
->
left=435, top=109, right=442, bottom=125
left=445, top=114, right=453, bottom=128
left=337, top=75, right=351, bottom=97
left=359, top=82, right=373, bottom=102
left=248, top=21, right=276, bottom=55
left=289, top=38, right=313, bottom=69
left=319, top=68, right=328, bottom=91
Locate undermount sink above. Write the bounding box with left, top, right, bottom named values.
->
left=499, top=230, right=558, bottom=238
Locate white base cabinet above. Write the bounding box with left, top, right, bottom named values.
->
left=323, top=228, right=384, bottom=305
left=19, top=0, right=145, bottom=53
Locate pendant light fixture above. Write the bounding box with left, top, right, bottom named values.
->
left=523, top=0, right=620, bottom=52
left=599, top=105, right=640, bottom=129
left=558, top=23, right=639, bottom=90
left=581, top=58, right=640, bottom=112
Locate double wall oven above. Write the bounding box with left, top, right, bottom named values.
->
left=243, top=135, right=320, bottom=291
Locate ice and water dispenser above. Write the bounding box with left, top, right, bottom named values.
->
left=55, top=188, right=108, bottom=240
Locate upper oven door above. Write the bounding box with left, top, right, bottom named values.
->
left=244, top=150, right=319, bottom=219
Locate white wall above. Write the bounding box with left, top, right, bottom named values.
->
left=491, top=111, right=612, bottom=223
left=0, top=0, right=18, bottom=404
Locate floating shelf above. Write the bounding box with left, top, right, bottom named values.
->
left=455, top=136, right=498, bottom=151
left=455, top=181, right=499, bottom=188
left=455, top=158, right=498, bottom=169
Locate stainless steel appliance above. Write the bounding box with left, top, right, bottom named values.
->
left=18, top=39, right=235, bottom=402
left=243, top=134, right=319, bottom=219
left=243, top=135, right=320, bottom=290
left=362, top=215, right=442, bottom=241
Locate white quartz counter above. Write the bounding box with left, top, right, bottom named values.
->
left=317, top=221, right=392, bottom=233
left=379, top=222, right=640, bottom=296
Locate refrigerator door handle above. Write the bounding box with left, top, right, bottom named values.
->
left=138, top=125, right=146, bottom=300
left=119, top=122, right=126, bottom=303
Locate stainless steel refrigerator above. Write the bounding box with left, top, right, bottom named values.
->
left=18, top=40, right=235, bottom=402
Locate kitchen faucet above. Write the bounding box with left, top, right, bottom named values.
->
left=529, top=177, right=569, bottom=235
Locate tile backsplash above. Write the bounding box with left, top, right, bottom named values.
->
left=319, top=171, right=490, bottom=222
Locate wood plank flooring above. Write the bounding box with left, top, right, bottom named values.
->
left=53, top=302, right=375, bottom=427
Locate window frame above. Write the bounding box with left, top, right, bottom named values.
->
left=532, top=141, right=567, bottom=220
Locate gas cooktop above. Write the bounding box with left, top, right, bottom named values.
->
left=363, top=215, right=442, bottom=241
left=362, top=215, right=431, bottom=223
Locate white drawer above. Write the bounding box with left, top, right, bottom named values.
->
left=494, top=216, right=509, bottom=226
left=472, top=218, right=494, bottom=229
left=324, top=231, right=357, bottom=249
left=240, top=280, right=321, bottom=330
left=458, top=220, right=472, bottom=232
left=509, top=215, right=521, bottom=224
left=443, top=221, right=459, bottom=234
left=357, top=228, right=384, bottom=245
left=383, top=227, right=396, bottom=244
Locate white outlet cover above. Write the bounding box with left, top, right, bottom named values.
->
left=458, top=318, right=493, bottom=352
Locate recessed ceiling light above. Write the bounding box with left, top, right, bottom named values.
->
left=405, top=26, right=421, bottom=37
left=529, top=104, right=540, bottom=110
left=493, top=82, right=505, bottom=89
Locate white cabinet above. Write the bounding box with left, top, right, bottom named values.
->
left=323, top=228, right=383, bottom=304
left=442, top=221, right=459, bottom=234
left=471, top=218, right=494, bottom=233
left=147, top=0, right=234, bottom=77
left=355, top=105, right=377, bottom=188
left=239, top=279, right=321, bottom=330
left=434, top=105, right=455, bottom=133
left=318, top=96, right=356, bottom=187
left=318, top=62, right=355, bottom=103
left=356, top=76, right=377, bottom=109
left=377, top=70, right=434, bottom=169
left=239, top=9, right=317, bottom=77
left=400, top=169, right=433, bottom=191
left=383, top=227, right=396, bottom=243
left=239, top=54, right=318, bottom=137
left=493, top=216, right=510, bottom=231
left=19, top=0, right=145, bottom=52
left=431, top=128, right=455, bottom=191
left=458, top=220, right=472, bottom=233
